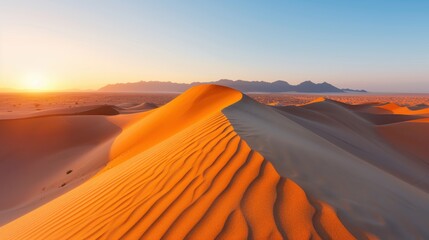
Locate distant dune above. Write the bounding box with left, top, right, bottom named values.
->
left=1, top=85, right=428, bottom=239
left=98, top=79, right=367, bottom=93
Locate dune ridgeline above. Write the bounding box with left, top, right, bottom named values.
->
left=0, top=85, right=428, bottom=239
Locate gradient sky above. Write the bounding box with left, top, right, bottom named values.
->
left=1, top=1, right=428, bottom=92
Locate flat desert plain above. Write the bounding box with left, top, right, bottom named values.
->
left=0, top=86, right=428, bottom=239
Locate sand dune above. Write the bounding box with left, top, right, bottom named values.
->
left=224, top=95, right=429, bottom=239
left=0, top=114, right=123, bottom=225
left=115, top=102, right=158, bottom=114
left=123, top=102, right=158, bottom=110
left=0, top=103, right=159, bottom=120
left=0, top=105, right=121, bottom=120
left=378, top=118, right=429, bottom=165
left=0, top=85, right=428, bottom=239
left=360, top=102, right=429, bottom=116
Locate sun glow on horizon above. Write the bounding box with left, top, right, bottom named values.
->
left=22, top=73, right=51, bottom=91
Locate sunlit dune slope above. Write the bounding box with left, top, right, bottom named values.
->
left=360, top=102, right=429, bottom=116
left=0, top=85, right=355, bottom=240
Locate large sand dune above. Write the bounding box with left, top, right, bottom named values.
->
left=0, top=85, right=428, bottom=239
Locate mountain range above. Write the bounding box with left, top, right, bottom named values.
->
left=98, top=79, right=367, bottom=93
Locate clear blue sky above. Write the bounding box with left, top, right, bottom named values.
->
left=1, top=0, right=428, bottom=92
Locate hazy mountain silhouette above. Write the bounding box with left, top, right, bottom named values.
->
left=98, top=79, right=367, bottom=93
left=341, top=88, right=367, bottom=93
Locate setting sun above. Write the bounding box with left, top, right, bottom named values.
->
left=23, top=74, right=50, bottom=91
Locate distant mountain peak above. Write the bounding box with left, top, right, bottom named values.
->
left=273, top=80, right=290, bottom=84
left=300, top=80, right=315, bottom=84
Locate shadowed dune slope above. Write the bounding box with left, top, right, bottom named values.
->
left=225, top=96, right=429, bottom=239
left=0, top=86, right=355, bottom=239
left=0, top=105, right=121, bottom=120
left=282, top=99, right=429, bottom=189
left=0, top=106, right=158, bottom=225
left=0, top=115, right=122, bottom=224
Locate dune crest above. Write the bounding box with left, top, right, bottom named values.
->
left=108, top=84, right=242, bottom=164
